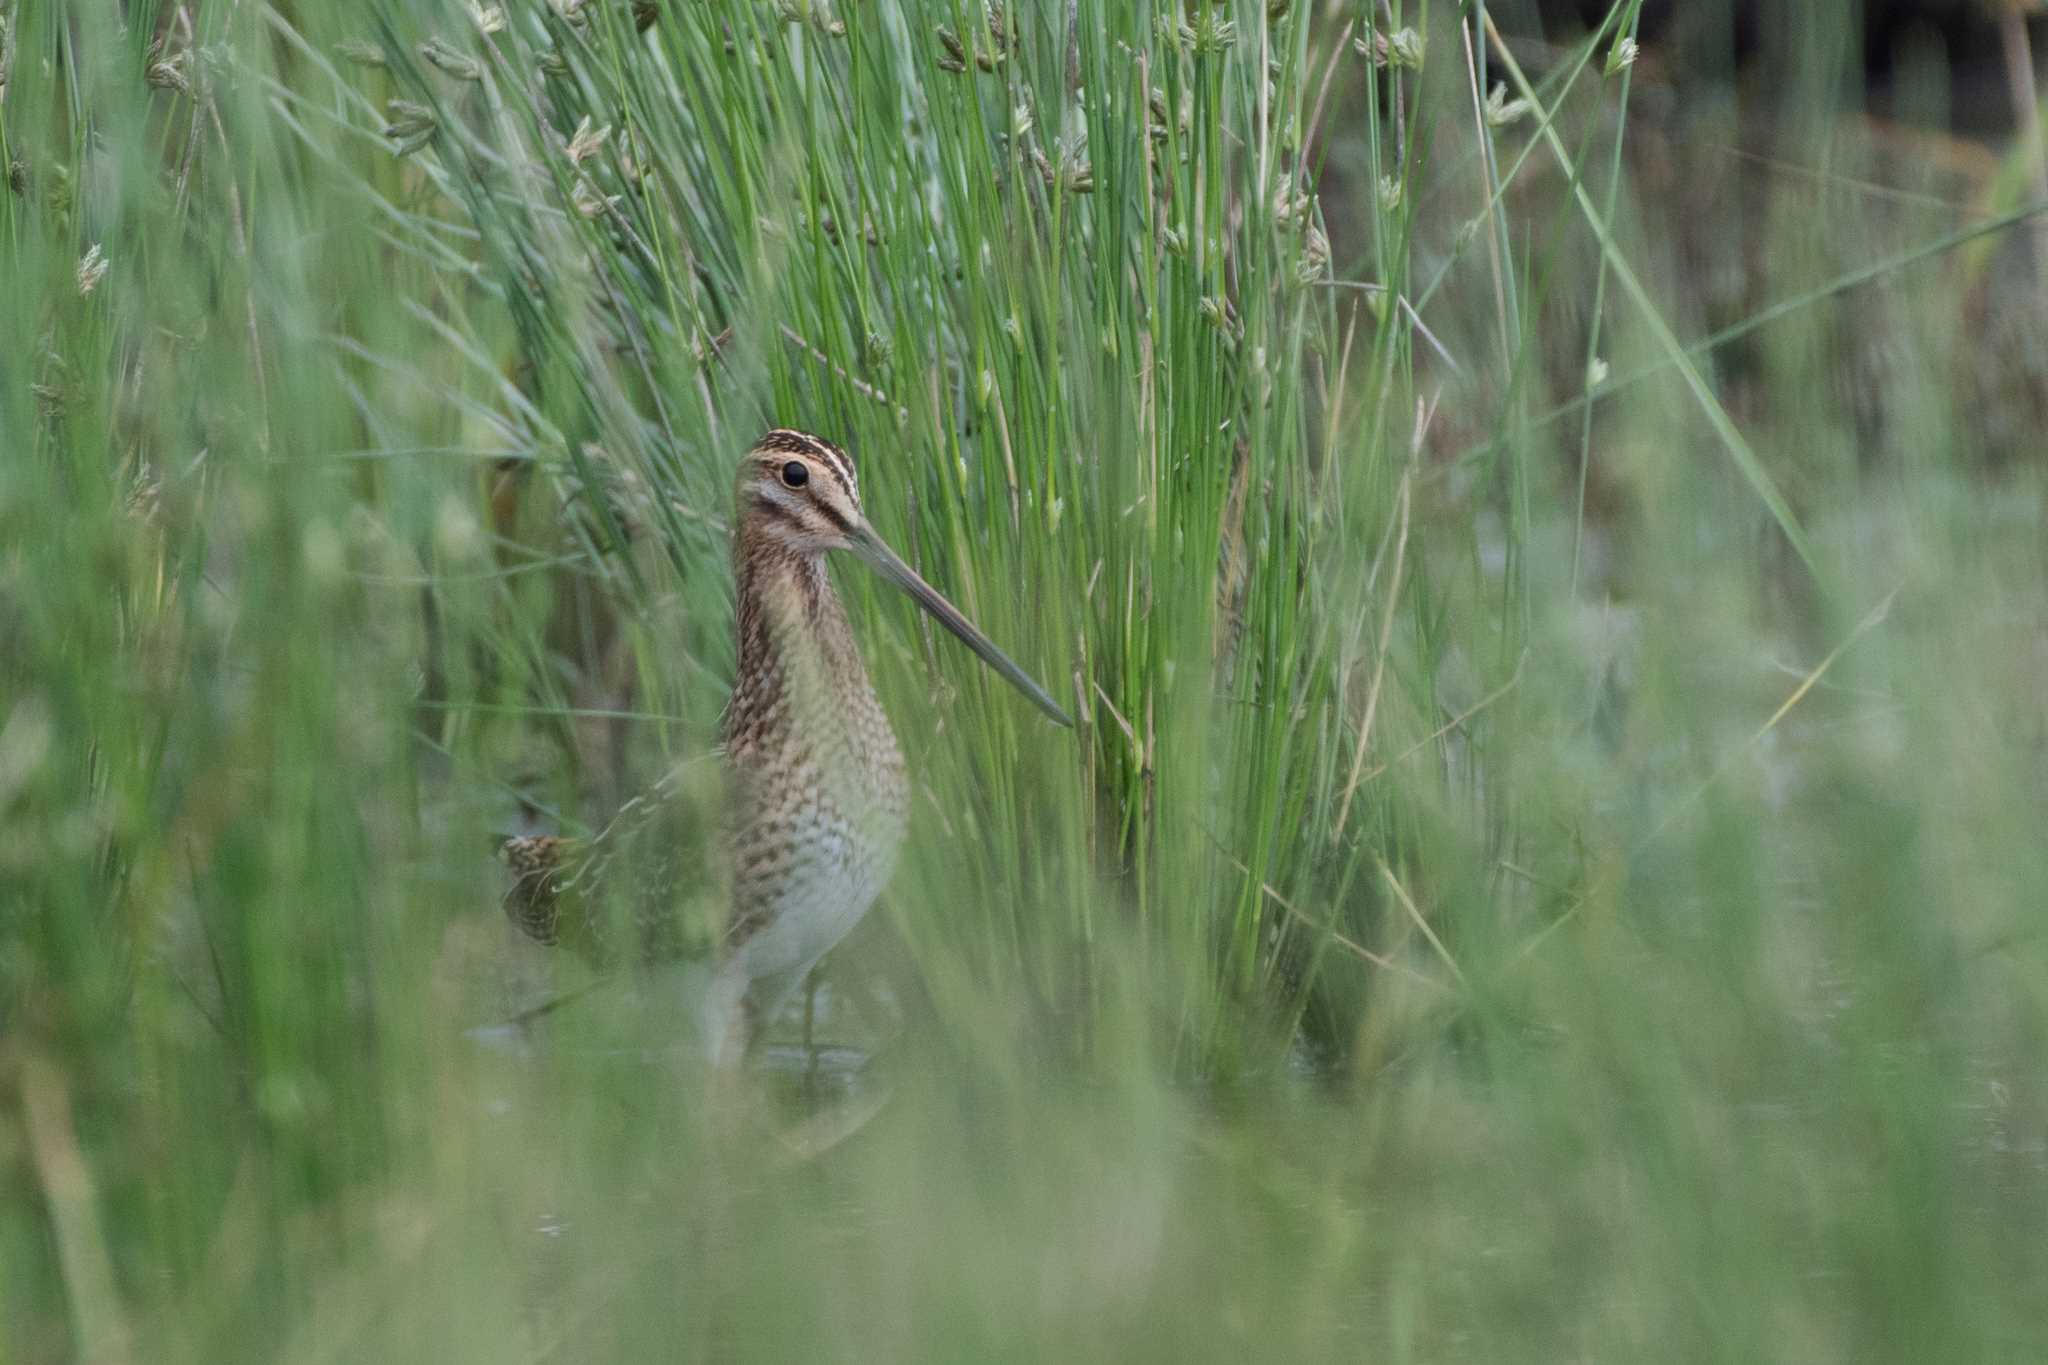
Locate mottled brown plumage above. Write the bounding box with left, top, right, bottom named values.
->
left=714, top=433, right=908, bottom=1050
left=503, top=428, right=1071, bottom=1065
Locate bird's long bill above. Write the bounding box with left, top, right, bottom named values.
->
left=851, top=523, right=1073, bottom=727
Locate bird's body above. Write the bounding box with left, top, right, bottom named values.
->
left=715, top=435, right=909, bottom=1048
left=503, top=428, right=1070, bottom=1065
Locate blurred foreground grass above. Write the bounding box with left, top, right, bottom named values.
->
left=3, top=0, right=2047, bottom=1359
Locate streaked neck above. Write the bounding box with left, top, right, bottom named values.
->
left=727, top=531, right=865, bottom=745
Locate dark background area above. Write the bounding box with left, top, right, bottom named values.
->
left=1539, top=0, right=2037, bottom=133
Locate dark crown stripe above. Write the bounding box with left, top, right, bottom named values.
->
left=756, top=428, right=832, bottom=459
left=813, top=443, right=858, bottom=502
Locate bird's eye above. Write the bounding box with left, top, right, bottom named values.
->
left=780, top=461, right=809, bottom=489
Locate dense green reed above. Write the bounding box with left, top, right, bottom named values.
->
left=4, top=0, right=2047, bottom=1359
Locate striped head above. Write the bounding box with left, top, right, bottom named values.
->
left=736, top=428, right=864, bottom=556
left=731, top=427, right=1074, bottom=727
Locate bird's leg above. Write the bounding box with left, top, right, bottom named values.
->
left=801, top=968, right=821, bottom=1102
left=699, top=963, right=752, bottom=1072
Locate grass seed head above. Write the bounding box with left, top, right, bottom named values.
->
left=382, top=100, right=437, bottom=156
left=76, top=243, right=108, bottom=296
left=419, top=36, right=485, bottom=82
left=336, top=38, right=386, bottom=67
left=145, top=39, right=190, bottom=94
left=566, top=116, right=612, bottom=165
left=1483, top=83, right=1532, bottom=128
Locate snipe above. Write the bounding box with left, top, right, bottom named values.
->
left=503, top=429, right=1070, bottom=1064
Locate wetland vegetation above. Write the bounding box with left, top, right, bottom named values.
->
left=3, top=0, right=2046, bottom=1358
